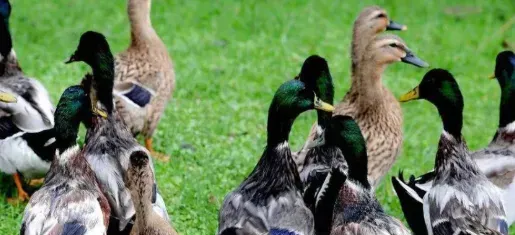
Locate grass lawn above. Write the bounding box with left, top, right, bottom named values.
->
left=1, top=0, right=514, bottom=234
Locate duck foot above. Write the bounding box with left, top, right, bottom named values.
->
left=145, top=138, right=170, bottom=162
left=7, top=173, right=30, bottom=205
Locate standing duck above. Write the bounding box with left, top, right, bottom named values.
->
left=334, top=34, right=428, bottom=187
left=113, top=0, right=175, bottom=162
left=20, top=85, right=111, bottom=235
left=217, top=79, right=334, bottom=235
left=66, top=31, right=169, bottom=233
left=126, top=151, right=178, bottom=235
left=327, top=115, right=410, bottom=235
left=398, top=69, right=508, bottom=234
left=295, top=6, right=406, bottom=169
left=393, top=51, right=515, bottom=234
left=0, top=0, right=55, bottom=203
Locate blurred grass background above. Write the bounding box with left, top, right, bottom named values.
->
left=0, top=0, right=514, bottom=234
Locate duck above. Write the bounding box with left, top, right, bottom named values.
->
left=333, top=33, right=428, bottom=187
left=325, top=115, right=410, bottom=235
left=217, top=79, right=335, bottom=235
left=126, top=151, right=178, bottom=235
left=65, top=31, right=169, bottom=233
left=0, top=0, right=55, bottom=203
left=113, top=0, right=175, bottom=162
left=294, top=6, right=407, bottom=170
left=396, top=69, right=508, bottom=235
left=20, top=85, right=111, bottom=235
left=393, top=52, right=515, bottom=234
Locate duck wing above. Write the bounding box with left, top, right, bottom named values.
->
left=424, top=183, right=508, bottom=235
left=219, top=191, right=314, bottom=235
left=0, top=77, right=54, bottom=132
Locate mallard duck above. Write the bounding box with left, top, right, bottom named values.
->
left=324, top=115, right=410, bottom=235
left=393, top=51, right=515, bottom=234
left=66, top=31, right=169, bottom=233
left=126, top=151, right=178, bottom=235
left=0, top=0, right=55, bottom=203
left=295, top=6, right=407, bottom=170
left=217, top=79, right=335, bottom=235
left=397, top=69, right=508, bottom=235
left=113, top=0, right=175, bottom=162
left=20, top=85, right=111, bottom=235
left=334, top=34, right=428, bottom=187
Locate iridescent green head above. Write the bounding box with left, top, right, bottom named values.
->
left=54, top=85, right=89, bottom=151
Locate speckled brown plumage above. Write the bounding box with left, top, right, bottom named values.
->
left=335, top=35, right=414, bottom=187
left=114, top=0, right=175, bottom=151
left=126, top=151, right=178, bottom=235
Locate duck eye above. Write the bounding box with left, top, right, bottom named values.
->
left=376, top=13, right=386, bottom=18
left=389, top=43, right=398, bottom=48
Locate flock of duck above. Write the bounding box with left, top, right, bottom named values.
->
left=0, top=0, right=513, bottom=234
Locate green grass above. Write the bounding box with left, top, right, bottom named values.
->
left=1, top=0, right=514, bottom=234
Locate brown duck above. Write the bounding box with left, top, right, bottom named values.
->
left=114, top=0, right=175, bottom=162
left=336, top=34, right=428, bottom=187
left=126, top=151, right=178, bottom=235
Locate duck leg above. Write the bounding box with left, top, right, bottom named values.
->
left=145, top=138, right=170, bottom=162
left=7, top=173, right=30, bottom=204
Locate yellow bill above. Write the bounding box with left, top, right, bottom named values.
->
left=399, top=86, right=420, bottom=102
left=489, top=73, right=496, bottom=79
left=93, top=107, right=108, bottom=119
left=0, top=92, right=17, bottom=103
left=314, top=97, right=335, bottom=112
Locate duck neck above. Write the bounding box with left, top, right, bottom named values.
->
left=436, top=100, right=463, bottom=140
left=351, top=23, right=376, bottom=78
left=498, top=70, right=515, bottom=128
left=91, top=52, right=115, bottom=114
left=351, top=61, right=386, bottom=104
left=332, top=137, right=370, bottom=189
left=0, top=15, right=12, bottom=74
left=130, top=181, right=154, bottom=223
left=316, top=78, right=334, bottom=130
left=128, top=0, right=157, bottom=47
left=54, top=107, right=82, bottom=154
left=256, top=105, right=302, bottom=190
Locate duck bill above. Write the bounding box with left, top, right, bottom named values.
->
left=314, top=99, right=335, bottom=112
left=489, top=73, right=496, bottom=79
left=401, top=51, right=429, bottom=68
left=387, top=20, right=407, bottom=31
left=399, top=86, right=420, bottom=102
left=65, top=52, right=78, bottom=64
left=0, top=92, right=17, bottom=103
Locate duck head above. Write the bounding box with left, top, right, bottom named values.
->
left=491, top=51, right=515, bottom=128
left=66, top=31, right=113, bottom=67
left=267, top=80, right=334, bottom=146
left=355, top=6, right=406, bottom=34
left=365, top=34, right=429, bottom=68
left=126, top=151, right=154, bottom=202
left=296, top=55, right=334, bottom=127
left=400, top=69, right=463, bottom=138
left=54, top=85, right=90, bottom=152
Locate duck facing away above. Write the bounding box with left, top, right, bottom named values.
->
left=113, top=0, right=175, bottom=162
left=66, top=31, right=169, bottom=233
left=335, top=34, right=428, bottom=187
left=393, top=51, right=515, bottom=234
left=126, top=151, right=178, bottom=235
left=217, top=79, right=335, bottom=235
left=20, top=85, right=111, bottom=235
left=327, top=116, right=410, bottom=235
left=398, top=69, right=508, bottom=235
left=295, top=6, right=406, bottom=171
left=0, top=0, right=55, bottom=203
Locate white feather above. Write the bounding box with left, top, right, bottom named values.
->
left=393, top=177, right=423, bottom=203
left=0, top=134, right=50, bottom=178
